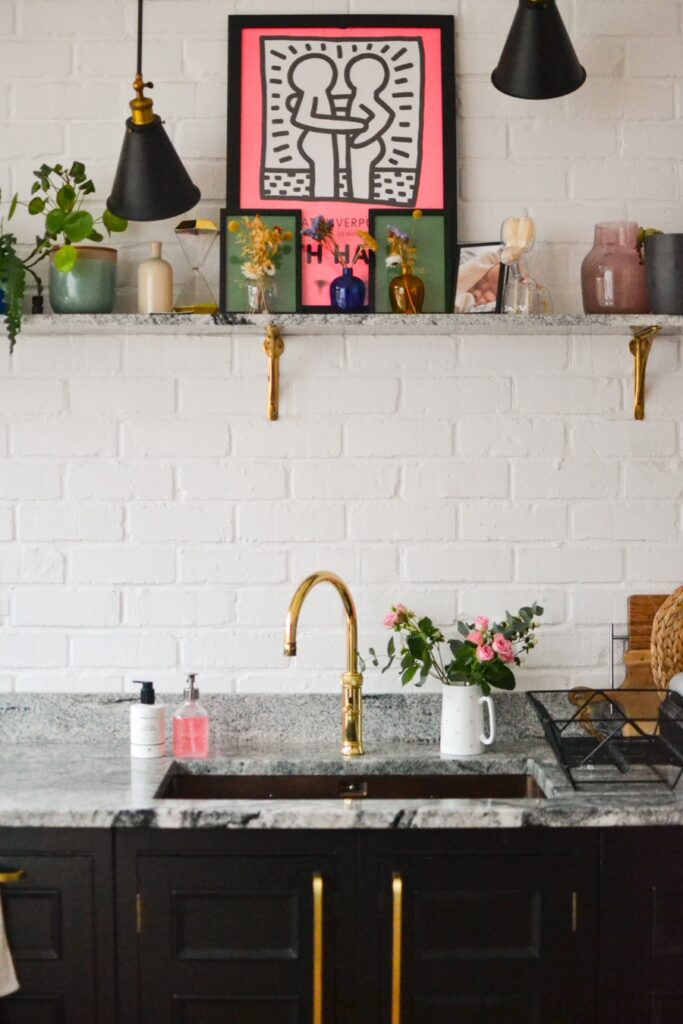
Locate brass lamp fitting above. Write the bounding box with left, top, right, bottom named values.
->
left=130, top=73, right=156, bottom=126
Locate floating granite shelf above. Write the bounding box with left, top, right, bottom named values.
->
left=18, top=311, right=683, bottom=337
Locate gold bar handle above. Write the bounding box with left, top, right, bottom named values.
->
left=391, top=872, right=403, bottom=1024
left=312, top=873, right=324, bottom=1024
left=0, top=867, right=25, bottom=884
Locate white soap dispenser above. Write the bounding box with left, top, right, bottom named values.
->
left=130, top=680, right=166, bottom=759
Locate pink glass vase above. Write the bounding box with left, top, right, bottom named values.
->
left=581, top=221, right=650, bottom=314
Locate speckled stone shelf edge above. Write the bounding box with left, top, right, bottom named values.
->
left=18, top=312, right=683, bottom=336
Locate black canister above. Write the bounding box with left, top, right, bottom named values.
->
left=644, top=233, right=683, bottom=314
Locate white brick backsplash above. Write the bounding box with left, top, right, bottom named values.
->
left=237, top=502, right=345, bottom=543
left=460, top=502, right=568, bottom=542
left=128, top=503, right=233, bottom=543
left=13, top=589, right=119, bottom=627
left=0, top=547, right=64, bottom=584
left=18, top=504, right=123, bottom=542
left=514, top=460, right=620, bottom=499
left=403, top=459, right=509, bottom=499
left=572, top=501, right=680, bottom=541
left=71, top=633, right=177, bottom=668
left=517, top=546, right=623, bottom=584
left=125, top=589, right=234, bottom=627
left=291, top=460, right=398, bottom=500
left=180, top=547, right=288, bottom=584
left=66, top=462, right=174, bottom=501
left=571, top=421, right=677, bottom=457
left=0, top=464, right=61, bottom=499
left=345, top=418, right=452, bottom=457
left=69, top=378, right=176, bottom=416
left=179, top=461, right=287, bottom=500
left=70, top=547, right=176, bottom=585
left=349, top=502, right=455, bottom=542
left=3, top=2, right=683, bottom=693
left=124, top=419, right=230, bottom=458
left=13, top=418, right=118, bottom=457
left=458, top=417, right=566, bottom=458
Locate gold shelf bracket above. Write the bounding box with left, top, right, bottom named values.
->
left=263, top=324, right=285, bottom=421
left=629, top=324, right=662, bottom=421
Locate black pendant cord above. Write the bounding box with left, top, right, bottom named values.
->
left=136, top=0, right=144, bottom=76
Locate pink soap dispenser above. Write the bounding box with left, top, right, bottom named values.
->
left=173, top=673, right=209, bottom=758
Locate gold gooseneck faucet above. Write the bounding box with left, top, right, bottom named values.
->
left=284, top=571, right=364, bottom=757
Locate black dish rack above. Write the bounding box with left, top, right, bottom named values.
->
left=527, top=689, right=683, bottom=791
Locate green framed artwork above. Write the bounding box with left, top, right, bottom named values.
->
left=219, top=208, right=302, bottom=313
left=369, top=209, right=450, bottom=313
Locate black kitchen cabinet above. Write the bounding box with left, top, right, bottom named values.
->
left=115, top=831, right=360, bottom=1024
left=0, top=829, right=115, bottom=1024
left=117, top=829, right=599, bottom=1024
left=600, top=828, right=683, bottom=1024
left=362, top=831, right=599, bottom=1024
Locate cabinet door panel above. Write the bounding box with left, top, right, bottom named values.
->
left=370, top=833, right=597, bottom=1024
left=601, top=828, right=683, bottom=1024
left=0, top=993, right=65, bottom=1024
left=131, top=845, right=346, bottom=1024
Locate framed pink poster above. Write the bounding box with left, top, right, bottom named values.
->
left=227, top=16, right=457, bottom=311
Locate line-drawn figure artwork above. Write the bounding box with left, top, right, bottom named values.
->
left=261, top=36, right=424, bottom=205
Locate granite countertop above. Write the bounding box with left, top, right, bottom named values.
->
left=2, top=693, right=682, bottom=830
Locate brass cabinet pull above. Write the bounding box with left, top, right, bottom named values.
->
left=0, top=867, right=25, bottom=884
left=312, top=873, right=324, bottom=1024
left=391, top=873, right=403, bottom=1024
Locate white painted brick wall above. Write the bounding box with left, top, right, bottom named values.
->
left=0, top=326, right=681, bottom=694
left=2, top=3, right=683, bottom=694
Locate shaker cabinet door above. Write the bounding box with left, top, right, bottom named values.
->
left=365, top=832, right=598, bottom=1024
left=0, top=830, right=115, bottom=1024
left=117, top=831, right=357, bottom=1024
left=600, top=827, right=683, bottom=1024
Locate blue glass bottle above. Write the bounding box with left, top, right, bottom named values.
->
left=330, top=267, right=365, bottom=312
left=0, top=287, right=6, bottom=315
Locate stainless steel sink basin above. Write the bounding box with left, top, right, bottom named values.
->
left=155, top=773, right=545, bottom=801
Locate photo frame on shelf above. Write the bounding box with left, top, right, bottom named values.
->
left=453, top=242, right=507, bottom=314
left=227, top=15, right=457, bottom=312
left=369, top=209, right=450, bottom=313
left=219, top=209, right=302, bottom=314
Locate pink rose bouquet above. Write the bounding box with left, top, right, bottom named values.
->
left=369, top=602, right=543, bottom=695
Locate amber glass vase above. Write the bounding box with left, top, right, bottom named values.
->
left=389, top=271, right=424, bottom=314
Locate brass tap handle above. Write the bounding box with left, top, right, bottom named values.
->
left=0, top=866, right=25, bottom=884
left=263, top=324, right=285, bottom=421
left=391, top=873, right=403, bottom=1024
left=312, top=873, right=324, bottom=1024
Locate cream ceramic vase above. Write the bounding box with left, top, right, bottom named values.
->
left=138, top=241, right=173, bottom=313
left=440, top=685, right=496, bottom=757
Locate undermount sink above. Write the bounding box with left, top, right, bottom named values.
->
left=155, top=772, right=545, bottom=801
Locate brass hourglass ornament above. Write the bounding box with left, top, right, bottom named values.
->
left=173, top=219, right=219, bottom=314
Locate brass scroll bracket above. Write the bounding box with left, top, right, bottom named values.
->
left=263, top=324, right=285, bottom=421
left=629, top=324, right=662, bottom=421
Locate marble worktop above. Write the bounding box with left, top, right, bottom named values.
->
left=1, top=692, right=682, bottom=830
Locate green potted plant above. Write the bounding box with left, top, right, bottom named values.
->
left=0, top=190, right=43, bottom=352
left=18, top=161, right=128, bottom=314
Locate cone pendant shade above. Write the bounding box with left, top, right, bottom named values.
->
left=108, top=116, right=200, bottom=222
left=492, top=0, right=586, bottom=100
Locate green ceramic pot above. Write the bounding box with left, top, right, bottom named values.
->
left=49, top=246, right=117, bottom=314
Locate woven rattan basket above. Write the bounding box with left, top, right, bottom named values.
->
left=651, top=585, right=683, bottom=690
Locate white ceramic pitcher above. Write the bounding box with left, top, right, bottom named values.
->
left=440, top=685, right=496, bottom=757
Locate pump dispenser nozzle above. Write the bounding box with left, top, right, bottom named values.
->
left=183, top=673, right=199, bottom=700
left=133, top=680, right=156, bottom=704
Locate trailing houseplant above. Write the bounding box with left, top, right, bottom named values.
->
left=0, top=190, right=42, bottom=352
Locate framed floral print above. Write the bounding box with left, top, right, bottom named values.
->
left=227, top=15, right=457, bottom=311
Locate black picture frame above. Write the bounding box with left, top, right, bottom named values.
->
left=454, top=242, right=507, bottom=315
left=219, top=209, right=302, bottom=314
left=227, top=15, right=457, bottom=313
left=368, top=209, right=452, bottom=314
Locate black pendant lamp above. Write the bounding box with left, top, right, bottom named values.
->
left=492, top=0, right=586, bottom=100
left=107, top=0, right=200, bottom=221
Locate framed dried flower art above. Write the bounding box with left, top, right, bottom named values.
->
left=227, top=15, right=457, bottom=311
left=369, top=209, right=451, bottom=313
left=219, top=209, right=302, bottom=314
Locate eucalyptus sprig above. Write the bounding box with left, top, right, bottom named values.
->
left=15, top=161, right=127, bottom=273
left=370, top=602, right=544, bottom=695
